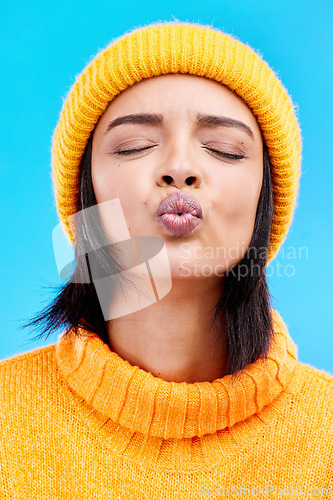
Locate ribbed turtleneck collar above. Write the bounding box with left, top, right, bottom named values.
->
left=55, top=309, right=298, bottom=440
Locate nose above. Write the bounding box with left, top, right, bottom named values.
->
left=156, top=145, right=203, bottom=189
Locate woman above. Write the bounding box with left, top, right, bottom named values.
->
left=1, top=21, right=332, bottom=499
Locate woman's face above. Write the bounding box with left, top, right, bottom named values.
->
left=91, top=74, right=263, bottom=281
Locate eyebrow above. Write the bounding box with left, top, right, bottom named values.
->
left=104, top=112, right=254, bottom=139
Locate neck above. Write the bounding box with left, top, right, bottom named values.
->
left=106, top=277, right=227, bottom=383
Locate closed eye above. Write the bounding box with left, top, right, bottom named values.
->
left=115, top=146, right=155, bottom=155
left=204, top=147, right=245, bottom=160
left=114, top=145, right=245, bottom=160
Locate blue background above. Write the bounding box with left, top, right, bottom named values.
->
left=1, top=0, right=332, bottom=373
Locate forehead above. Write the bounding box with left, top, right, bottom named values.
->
left=96, top=74, right=262, bottom=138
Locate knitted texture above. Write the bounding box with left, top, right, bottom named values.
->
left=52, top=21, right=302, bottom=263
left=1, top=310, right=332, bottom=498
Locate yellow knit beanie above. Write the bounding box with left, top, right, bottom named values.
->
left=52, top=21, right=302, bottom=263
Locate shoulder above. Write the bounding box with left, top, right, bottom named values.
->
left=287, top=361, right=333, bottom=424
left=0, top=343, right=59, bottom=407
left=0, top=342, right=56, bottom=370
left=291, top=361, right=333, bottom=392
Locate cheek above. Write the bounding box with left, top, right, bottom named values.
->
left=226, top=185, right=259, bottom=221
left=211, top=171, right=262, bottom=266
left=92, top=160, right=126, bottom=203
left=92, top=160, right=144, bottom=219
left=91, top=161, right=147, bottom=234
left=211, top=169, right=262, bottom=256
left=217, top=170, right=262, bottom=222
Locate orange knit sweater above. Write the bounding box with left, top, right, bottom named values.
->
left=1, top=309, right=332, bottom=499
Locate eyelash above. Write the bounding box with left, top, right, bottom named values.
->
left=204, top=148, right=245, bottom=160
left=114, top=146, right=245, bottom=160
left=115, top=146, right=153, bottom=155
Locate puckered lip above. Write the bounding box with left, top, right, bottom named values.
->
left=156, top=191, right=203, bottom=219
